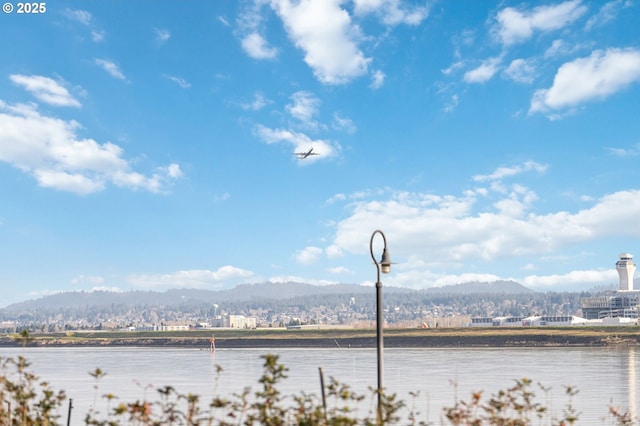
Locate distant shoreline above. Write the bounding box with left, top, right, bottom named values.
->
left=2, top=327, right=639, bottom=348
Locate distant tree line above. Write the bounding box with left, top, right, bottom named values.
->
left=0, top=289, right=591, bottom=332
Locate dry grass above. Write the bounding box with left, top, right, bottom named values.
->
left=3, top=325, right=638, bottom=347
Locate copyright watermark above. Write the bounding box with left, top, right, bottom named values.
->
left=3, top=2, right=47, bottom=13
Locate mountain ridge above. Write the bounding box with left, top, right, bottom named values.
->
left=1, top=280, right=533, bottom=312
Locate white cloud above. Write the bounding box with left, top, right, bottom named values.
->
left=64, top=8, right=105, bottom=42
left=241, top=32, right=278, bottom=59
left=607, top=143, right=640, bottom=157
left=472, top=161, right=547, bottom=182
left=326, top=188, right=387, bottom=204
left=165, top=163, right=183, bottom=179
left=325, top=244, right=343, bottom=258
left=543, top=39, right=586, bottom=59
left=155, top=28, right=171, bottom=44
left=239, top=0, right=421, bottom=85
left=585, top=0, right=631, bottom=31
left=332, top=113, right=356, bottom=134
left=128, top=266, right=255, bottom=290
left=165, top=75, right=191, bottom=89
left=34, top=170, right=105, bottom=194
left=381, top=265, right=617, bottom=292
left=329, top=181, right=640, bottom=280
left=352, top=0, right=429, bottom=26
left=370, top=70, right=385, bottom=89
left=544, top=39, right=565, bottom=58
left=286, top=91, right=320, bottom=126
left=270, top=0, right=371, bottom=84
left=530, top=48, right=640, bottom=115
left=441, top=60, right=465, bottom=76
left=94, top=59, right=126, bottom=80
left=10, top=75, right=81, bottom=107
left=463, top=56, right=502, bottom=83
left=64, top=8, right=92, bottom=25
left=236, top=0, right=272, bottom=56
left=443, top=94, right=459, bottom=113
left=241, top=92, right=270, bottom=110
left=328, top=266, right=352, bottom=274
left=522, top=269, right=616, bottom=289
left=91, top=31, right=106, bottom=43
left=503, top=58, right=536, bottom=84
left=0, top=102, right=181, bottom=194
left=365, top=256, right=505, bottom=290
left=492, top=184, right=538, bottom=218
left=295, top=246, right=323, bottom=264
left=493, top=0, right=587, bottom=46
left=325, top=160, right=640, bottom=291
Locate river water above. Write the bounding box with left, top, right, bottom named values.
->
left=1, top=346, right=638, bottom=424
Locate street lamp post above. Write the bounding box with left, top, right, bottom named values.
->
left=369, top=229, right=392, bottom=424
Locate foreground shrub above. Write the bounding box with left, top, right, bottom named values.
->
left=0, top=354, right=637, bottom=425
left=0, top=355, right=67, bottom=425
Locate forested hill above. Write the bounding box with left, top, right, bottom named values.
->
left=2, top=280, right=533, bottom=312
left=0, top=281, right=593, bottom=328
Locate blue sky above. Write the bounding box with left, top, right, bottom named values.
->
left=1, top=0, right=640, bottom=307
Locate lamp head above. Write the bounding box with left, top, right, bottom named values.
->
left=380, top=248, right=391, bottom=274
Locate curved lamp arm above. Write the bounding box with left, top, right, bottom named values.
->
left=370, top=229, right=392, bottom=276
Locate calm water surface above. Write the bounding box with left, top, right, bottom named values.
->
left=1, top=346, right=638, bottom=424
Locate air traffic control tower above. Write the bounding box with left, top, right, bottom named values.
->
left=581, top=252, right=639, bottom=319
left=616, top=253, right=636, bottom=291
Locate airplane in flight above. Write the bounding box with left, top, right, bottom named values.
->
left=295, top=147, right=320, bottom=159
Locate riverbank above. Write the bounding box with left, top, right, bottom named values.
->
left=2, top=326, right=639, bottom=348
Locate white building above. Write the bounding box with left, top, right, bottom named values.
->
left=229, top=314, right=257, bottom=329
left=468, top=317, right=494, bottom=327
left=469, top=316, right=526, bottom=327
left=159, top=324, right=190, bottom=331
left=522, top=315, right=588, bottom=326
